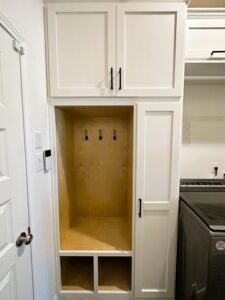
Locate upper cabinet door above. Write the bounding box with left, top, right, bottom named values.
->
left=117, top=3, right=186, bottom=97
left=47, top=3, right=116, bottom=97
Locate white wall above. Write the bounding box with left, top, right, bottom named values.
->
left=181, top=84, right=225, bottom=179
left=0, top=1, right=55, bottom=300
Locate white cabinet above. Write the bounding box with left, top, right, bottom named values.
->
left=48, top=2, right=186, bottom=299
left=186, top=9, right=225, bottom=61
left=117, top=3, right=185, bottom=97
left=52, top=102, right=182, bottom=299
left=47, top=3, right=116, bottom=97
left=47, top=2, right=186, bottom=97
left=135, top=102, right=181, bottom=298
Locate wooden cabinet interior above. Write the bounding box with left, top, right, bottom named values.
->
left=98, top=257, right=131, bottom=291
left=55, top=106, right=133, bottom=251
left=60, top=256, right=94, bottom=291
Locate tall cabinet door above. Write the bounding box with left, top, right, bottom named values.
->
left=47, top=3, right=116, bottom=97
left=117, top=3, right=186, bottom=97
left=135, top=103, right=181, bottom=298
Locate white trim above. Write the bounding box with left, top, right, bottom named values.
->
left=188, top=8, right=225, bottom=18
left=50, top=98, right=181, bottom=107
left=49, top=103, right=61, bottom=295
left=59, top=251, right=132, bottom=256
left=0, top=11, right=25, bottom=42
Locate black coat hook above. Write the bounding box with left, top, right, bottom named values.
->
left=85, top=129, right=88, bottom=140
left=99, top=129, right=103, bottom=140
left=113, top=129, right=117, bottom=140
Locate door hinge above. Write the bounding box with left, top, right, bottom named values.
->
left=12, top=40, right=25, bottom=55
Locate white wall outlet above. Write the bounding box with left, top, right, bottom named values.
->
left=212, top=162, right=219, bottom=177
left=35, top=152, right=44, bottom=172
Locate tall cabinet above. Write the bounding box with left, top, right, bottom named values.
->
left=46, top=1, right=186, bottom=299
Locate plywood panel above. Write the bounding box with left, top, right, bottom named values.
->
left=73, top=116, right=129, bottom=217
left=61, top=257, right=93, bottom=291
left=56, top=106, right=133, bottom=251
left=60, top=217, right=131, bottom=250
left=56, top=109, right=74, bottom=230
left=98, top=257, right=131, bottom=291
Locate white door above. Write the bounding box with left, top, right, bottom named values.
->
left=135, top=103, right=181, bottom=298
left=47, top=3, right=116, bottom=97
left=0, top=26, right=33, bottom=299
left=117, top=3, right=186, bottom=97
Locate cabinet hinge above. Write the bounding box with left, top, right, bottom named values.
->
left=12, top=40, right=25, bottom=55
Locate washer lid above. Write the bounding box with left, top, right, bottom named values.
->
left=180, top=192, right=225, bottom=231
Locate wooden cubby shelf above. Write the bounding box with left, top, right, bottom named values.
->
left=60, top=257, right=94, bottom=291
left=56, top=106, right=133, bottom=251
left=61, top=217, right=131, bottom=251
left=98, top=257, right=132, bottom=291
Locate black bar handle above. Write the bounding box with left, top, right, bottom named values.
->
left=110, top=68, right=113, bottom=90
left=211, top=50, right=225, bottom=56
left=138, top=198, right=142, bottom=218
left=119, top=67, right=122, bottom=90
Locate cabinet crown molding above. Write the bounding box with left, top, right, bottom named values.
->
left=47, top=0, right=188, bottom=3
left=188, top=8, right=225, bottom=18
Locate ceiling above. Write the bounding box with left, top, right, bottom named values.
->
left=189, top=0, right=225, bottom=7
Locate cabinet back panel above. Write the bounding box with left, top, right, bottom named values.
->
left=73, top=116, right=129, bottom=217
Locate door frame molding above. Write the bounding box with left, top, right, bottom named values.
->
left=0, top=11, right=34, bottom=299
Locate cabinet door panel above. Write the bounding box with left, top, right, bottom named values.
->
left=117, top=4, right=186, bottom=97
left=135, top=103, right=181, bottom=298
left=140, top=211, right=169, bottom=292
left=48, top=3, right=116, bottom=97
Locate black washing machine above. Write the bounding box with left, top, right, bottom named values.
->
left=176, top=179, right=225, bottom=300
